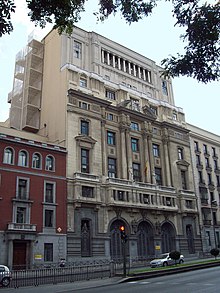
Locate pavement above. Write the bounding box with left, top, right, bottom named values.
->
left=3, top=256, right=219, bottom=292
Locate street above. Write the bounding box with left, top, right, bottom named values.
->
left=2, top=266, right=220, bottom=293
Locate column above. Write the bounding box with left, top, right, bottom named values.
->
left=162, top=128, right=172, bottom=186
left=123, top=59, right=126, bottom=72
left=112, top=55, right=115, bottom=68
left=101, top=119, right=107, bottom=176
left=107, top=52, right=110, bottom=65
left=101, top=50, right=105, bottom=63
left=133, top=64, right=137, bottom=77
left=143, top=69, right=146, bottom=81
left=118, top=57, right=121, bottom=70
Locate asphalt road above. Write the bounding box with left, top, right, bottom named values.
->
left=72, top=267, right=220, bottom=293
left=2, top=266, right=220, bottom=293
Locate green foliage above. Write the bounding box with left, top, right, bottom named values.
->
left=210, top=248, right=219, bottom=259
left=0, top=0, right=219, bottom=82
left=169, top=250, right=181, bottom=264
left=0, top=0, right=16, bottom=37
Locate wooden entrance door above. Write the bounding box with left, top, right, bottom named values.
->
left=13, top=241, right=27, bottom=269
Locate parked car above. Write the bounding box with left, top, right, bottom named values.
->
left=150, top=252, right=184, bottom=268
left=0, top=265, right=12, bottom=287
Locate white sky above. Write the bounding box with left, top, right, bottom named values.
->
left=0, top=0, right=219, bottom=134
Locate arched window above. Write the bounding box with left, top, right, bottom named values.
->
left=45, top=155, right=55, bottom=171
left=18, top=150, right=28, bottom=167
left=3, top=147, right=14, bottom=164
left=32, top=153, right=41, bottom=169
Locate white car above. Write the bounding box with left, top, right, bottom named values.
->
left=0, top=265, right=12, bottom=287
left=150, top=252, right=184, bottom=268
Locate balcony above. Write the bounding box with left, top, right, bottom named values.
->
left=203, top=220, right=211, bottom=226
left=73, top=172, right=100, bottom=182
left=8, top=223, right=36, bottom=231
left=201, top=198, right=209, bottom=205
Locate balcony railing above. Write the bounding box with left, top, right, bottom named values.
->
left=73, top=172, right=100, bottom=182
left=203, top=220, right=211, bottom=225
left=8, top=223, right=37, bottom=231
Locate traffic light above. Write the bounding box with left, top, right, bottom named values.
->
left=119, top=225, right=128, bottom=242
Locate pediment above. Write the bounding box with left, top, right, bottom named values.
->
left=75, top=135, right=97, bottom=148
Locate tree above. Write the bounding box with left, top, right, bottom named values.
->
left=0, top=0, right=219, bottom=83
left=210, top=248, right=219, bottom=260
left=169, top=250, right=181, bottom=265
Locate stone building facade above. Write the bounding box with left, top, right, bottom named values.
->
left=188, top=124, right=220, bottom=253
left=6, top=26, right=202, bottom=262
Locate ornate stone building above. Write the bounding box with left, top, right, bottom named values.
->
left=7, top=26, right=202, bottom=262
left=188, top=124, right=220, bottom=253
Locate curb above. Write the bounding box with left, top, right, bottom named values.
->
left=119, top=260, right=220, bottom=283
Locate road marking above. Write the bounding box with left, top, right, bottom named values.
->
left=140, top=281, right=150, bottom=284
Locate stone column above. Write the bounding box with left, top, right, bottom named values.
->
left=162, top=128, right=172, bottom=186
left=101, top=118, right=107, bottom=176
left=142, top=130, right=151, bottom=183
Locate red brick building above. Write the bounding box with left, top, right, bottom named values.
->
left=0, top=126, right=67, bottom=269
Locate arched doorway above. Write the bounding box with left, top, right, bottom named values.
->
left=186, top=224, right=195, bottom=254
left=137, top=221, right=154, bottom=258
left=161, top=222, right=176, bottom=252
left=110, top=219, right=129, bottom=261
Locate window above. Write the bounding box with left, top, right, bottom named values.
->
left=45, top=155, right=54, bottom=171
left=212, top=147, right=216, bottom=157
left=105, top=89, right=116, bottom=100
left=108, top=158, right=117, bottom=178
left=205, top=157, right=210, bottom=168
left=155, top=168, right=162, bottom=185
left=181, top=170, right=187, bottom=190
left=81, top=149, right=89, bottom=173
left=73, top=40, right=82, bottom=59
left=198, top=170, right=203, bottom=183
left=107, top=131, right=116, bottom=145
left=203, top=144, right=208, bottom=154
left=178, top=148, right=184, bottom=160
left=81, top=120, right=89, bottom=135
left=153, top=144, right=160, bottom=157
left=79, top=101, right=90, bottom=110
left=44, top=243, right=53, bottom=262
left=162, top=80, right=168, bottom=95
left=82, top=186, right=94, bottom=198
left=194, top=141, right=199, bottom=152
left=210, top=191, right=215, bottom=202
left=186, top=200, right=193, bottom=209
left=3, top=147, right=13, bottom=164
left=18, top=150, right=28, bottom=167
left=80, top=78, right=87, bottom=88
left=131, top=138, right=139, bottom=152
left=196, top=154, right=201, bottom=166
left=16, top=207, right=26, bottom=223
left=150, top=106, right=157, bottom=115
left=208, top=173, right=212, bottom=185
left=45, top=210, right=54, bottom=227
left=106, top=113, right=113, bottom=121
left=173, top=112, right=177, bottom=120
left=18, top=178, right=28, bottom=199
left=213, top=211, right=217, bottom=225
left=32, top=153, right=41, bottom=169
left=133, top=163, right=141, bottom=182
left=216, top=175, right=220, bottom=186
left=206, top=231, right=211, bottom=246
left=130, top=122, right=139, bottom=131
left=214, top=159, right=218, bottom=170
left=45, top=183, right=55, bottom=203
